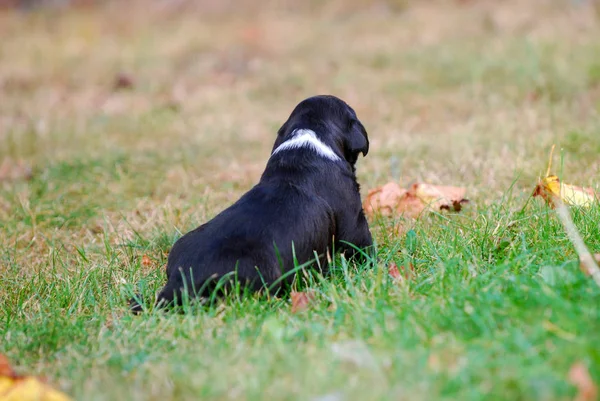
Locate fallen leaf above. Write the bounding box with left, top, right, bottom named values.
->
left=0, top=355, right=12, bottom=377
left=363, top=181, right=469, bottom=218
left=0, top=158, right=33, bottom=182
left=363, top=182, right=407, bottom=217
left=388, top=262, right=414, bottom=281
left=0, top=354, right=73, bottom=401
left=533, top=145, right=597, bottom=208
left=533, top=175, right=596, bottom=208
left=412, top=183, right=469, bottom=212
left=395, top=191, right=429, bottom=218
left=569, top=361, right=598, bottom=401
left=113, top=72, right=134, bottom=90
left=388, top=263, right=402, bottom=280
left=141, top=255, right=152, bottom=267
left=291, top=291, right=315, bottom=313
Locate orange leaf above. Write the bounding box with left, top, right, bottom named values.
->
left=0, top=355, right=15, bottom=378
left=395, top=191, right=428, bottom=218
left=363, top=181, right=469, bottom=218
left=388, top=262, right=414, bottom=281
left=0, top=354, right=73, bottom=400
left=388, top=263, right=402, bottom=280
left=141, top=255, right=152, bottom=267
left=291, top=291, right=315, bottom=313
left=569, top=362, right=598, bottom=401
left=363, top=182, right=407, bottom=217
left=411, top=183, right=469, bottom=212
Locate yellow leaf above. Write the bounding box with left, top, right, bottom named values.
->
left=0, top=355, right=73, bottom=401
left=533, top=145, right=597, bottom=208
left=0, top=377, right=72, bottom=401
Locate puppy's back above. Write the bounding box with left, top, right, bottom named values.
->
left=156, top=179, right=335, bottom=307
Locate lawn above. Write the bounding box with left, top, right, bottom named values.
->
left=1, top=1, right=600, bottom=400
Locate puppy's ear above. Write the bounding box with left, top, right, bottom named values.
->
left=344, top=119, right=369, bottom=162
left=271, top=120, right=290, bottom=153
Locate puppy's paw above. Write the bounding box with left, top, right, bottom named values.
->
left=128, top=294, right=145, bottom=315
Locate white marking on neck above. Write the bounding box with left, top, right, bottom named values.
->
left=271, top=129, right=341, bottom=161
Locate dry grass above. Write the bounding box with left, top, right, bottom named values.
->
left=2, top=0, right=600, bottom=269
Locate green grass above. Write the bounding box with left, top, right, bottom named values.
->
left=1, top=1, right=600, bottom=400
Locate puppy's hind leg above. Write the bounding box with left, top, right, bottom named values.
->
left=337, top=210, right=375, bottom=265
left=154, top=283, right=182, bottom=310
left=127, top=279, right=187, bottom=314
left=155, top=267, right=225, bottom=311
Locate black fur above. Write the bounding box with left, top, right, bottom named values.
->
left=130, top=95, right=373, bottom=313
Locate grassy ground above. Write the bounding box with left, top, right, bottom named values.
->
left=1, top=0, right=600, bottom=400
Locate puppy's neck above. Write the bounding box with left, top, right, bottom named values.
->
left=271, top=129, right=341, bottom=162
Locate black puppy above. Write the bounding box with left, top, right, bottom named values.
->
left=130, top=95, right=373, bottom=312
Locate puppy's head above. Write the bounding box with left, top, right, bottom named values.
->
left=273, top=95, right=369, bottom=165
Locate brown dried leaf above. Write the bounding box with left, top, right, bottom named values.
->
left=363, top=181, right=469, bottom=218
left=411, top=183, right=469, bottom=212
left=363, top=182, right=407, bottom=217
left=388, top=262, right=415, bottom=282
left=569, top=362, right=598, bottom=401
left=141, top=255, right=152, bottom=267
left=388, top=262, right=402, bottom=280
left=291, top=291, right=315, bottom=313
left=395, top=191, right=428, bottom=218
left=113, top=72, right=135, bottom=90
left=0, top=354, right=14, bottom=378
